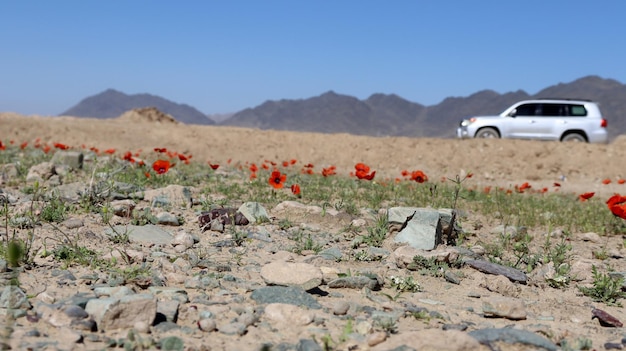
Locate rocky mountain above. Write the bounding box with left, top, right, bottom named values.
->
left=60, top=89, right=215, bottom=125
left=220, top=75, right=626, bottom=140
left=61, top=76, right=626, bottom=140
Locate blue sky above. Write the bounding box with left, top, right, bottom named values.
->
left=2, top=1, right=625, bottom=116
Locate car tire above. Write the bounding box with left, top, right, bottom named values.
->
left=561, top=133, right=586, bottom=142
left=475, top=127, right=500, bottom=139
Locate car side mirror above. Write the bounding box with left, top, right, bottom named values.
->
left=507, top=109, right=517, bottom=117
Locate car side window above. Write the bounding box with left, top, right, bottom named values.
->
left=514, top=104, right=538, bottom=116
left=568, top=104, right=587, bottom=117
left=540, top=103, right=563, bottom=117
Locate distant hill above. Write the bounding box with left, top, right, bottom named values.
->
left=60, top=89, right=215, bottom=125
left=219, top=75, right=626, bottom=141
left=61, top=76, right=626, bottom=140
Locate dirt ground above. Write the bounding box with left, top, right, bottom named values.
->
left=2, top=111, right=626, bottom=350
left=2, top=111, right=625, bottom=198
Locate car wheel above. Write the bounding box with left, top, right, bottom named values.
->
left=475, top=127, right=500, bottom=139
left=561, top=133, right=586, bottom=142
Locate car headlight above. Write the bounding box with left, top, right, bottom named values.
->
left=460, top=118, right=476, bottom=127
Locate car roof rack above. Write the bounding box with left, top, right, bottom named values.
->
left=534, top=97, right=593, bottom=102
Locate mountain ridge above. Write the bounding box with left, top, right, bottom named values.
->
left=58, top=76, right=626, bottom=140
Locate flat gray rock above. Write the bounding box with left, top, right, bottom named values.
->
left=250, top=286, right=321, bottom=309
left=464, top=259, right=527, bottom=283
left=469, top=328, right=557, bottom=351
left=105, top=224, right=173, bottom=245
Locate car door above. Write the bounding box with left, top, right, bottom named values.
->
left=506, top=103, right=541, bottom=138
left=533, top=103, right=566, bottom=140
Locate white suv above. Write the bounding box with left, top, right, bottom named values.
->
left=456, top=99, right=608, bottom=143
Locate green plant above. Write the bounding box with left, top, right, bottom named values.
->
left=40, top=195, right=68, bottom=223
left=291, top=231, right=323, bottom=254
left=579, top=265, right=626, bottom=306
left=107, top=225, right=130, bottom=244
left=131, top=208, right=158, bottom=225
left=374, top=316, right=398, bottom=334
left=388, top=275, right=422, bottom=292
left=361, top=214, right=388, bottom=247
left=410, top=255, right=462, bottom=277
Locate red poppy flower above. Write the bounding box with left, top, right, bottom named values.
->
left=42, top=145, right=51, bottom=153
left=619, top=179, right=625, bottom=185
left=602, top=178, right=612, bottom=185
left=249, top=163, right=258, bottom=173
left=401, top=170, right=409, bottom=177
left=304, top=163, right=314, bottom=168
left=290, top=159, right=297, bottom=165
left=322, top=166, right=336, bottom=177
left=355, top=163, right=370, bottom=173
left=355, top=163, right=375, bottom=180
left=410, top=170, right=428, bottom=183
left=104, top=148, right=116, bottom=154
left=144, top=171, right=151, bottom=178
left=302, top=168, right=314, bottom=175
left=360, top=171, right=376, bottom=180
left=268, top=170, right=287, bottom=189
left=154, top=147, right=167, bottom=153
left=208, top=163, right=220, bottom=170
left=122, top=151, right=135, bottom=163
left=177, top=154, right=192, bottom=163
left=607, top=194, right=626, bottom=220
left=483, top=186, right=492, bottom=194
left=152, top=160, right=173, bottom=174
left=0, top=141, right=5, bottom=150
left=53, top=142, right=70, bottom=150
left=579, top=192, right=595, bottom=201
left=553, top=182, right=561, bottom=187
left=282, top=161, right=289, bottom=167
left=291, top=184, right=301, bottom=197
left=516, top=182, right=532, bottom=193
left=261, top=163, right=270, bottom=170
left=20, top=141, right=28, bottom=150
left=466, top=172, right=473, bottom=178
left=250, top=172, right=257, bottom=180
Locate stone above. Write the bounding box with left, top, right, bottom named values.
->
left=51, top=151, right=84, bottom=170
left=171, top=231, right=195, bottom=250
left=157, top=212, right=180, bottom=226
left=390, top=207, right=443, bottom=250
left=327, top=276, right=380, bottom=290
left=482, top=296, right=527, bottom=320
left=85, top=294, right=157, bottom=331
left=156, top=299, right=180, bottom=323
left=479, top=274, right=521, bottom=297
left=580, top=232, right=602, bottom=243
left=250, top=286, right=322, bottom=309
left=263, top=303, right=314, bottom=326
left=468, top=328, right=557, bottom=350
left=332, top=301, right=350, bottom=315
left=49, top=182, right=88, bottom=203
left=110, top=199, right=136, bottom=217
left=465, top=259, right=527, bottom=283
left=26, top=162, right=55, bottom=182
left=260, top=261, right=323, bottom=291
left=237, top=201, right=269, bottom=223
left=372, top=330, right=482, bottom=351
left=105, top=224, right=173, bottom=245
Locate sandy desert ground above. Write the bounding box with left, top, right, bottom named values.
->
left=1, top=111, right=626, bottom=350
left=2, top=111, right=625, bottom=197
